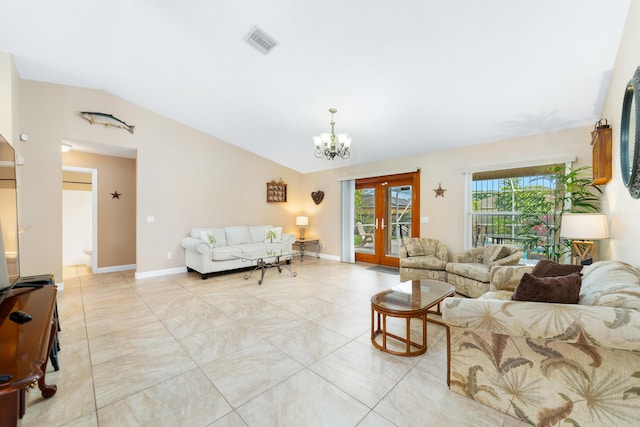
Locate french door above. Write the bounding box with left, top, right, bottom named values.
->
left=354, top=171, right=420, bottom=267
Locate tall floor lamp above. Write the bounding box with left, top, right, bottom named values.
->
left=559, top=213, right=609, bottom=264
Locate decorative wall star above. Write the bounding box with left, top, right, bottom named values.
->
left=111, top=191, right=121, bottom=199
left=434, top=183, right=446, bottom=198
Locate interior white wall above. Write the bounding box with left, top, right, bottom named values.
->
left=62, top=189, right=92, bottom=266
left=599, top=0, right=640, bottom=266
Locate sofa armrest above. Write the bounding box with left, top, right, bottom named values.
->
left=489, top=265, right=534, bottom=291
left=281, top=233, right=295, bottom=246
left=442, top=297, right=640, bottom=352
left=452, top=247, right=484, bottom=263
left=491, top=251, right=523, bottom=267
left=181, top=237, right=210, bottom=255
left=399, top=245, right=408, bottom=258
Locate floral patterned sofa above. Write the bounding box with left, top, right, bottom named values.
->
left=445, top=244, right=524, bottom=298
left=442, top=260, right=640, bottom=426
left=398, top=237, right=449, bottom=282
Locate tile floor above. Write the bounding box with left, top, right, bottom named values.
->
left=23, top=259, right=526, bottom=426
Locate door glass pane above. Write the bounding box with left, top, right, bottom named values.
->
left=354, top=188, right=375, bottom=255
left=386, top=185, right=412, bottom=257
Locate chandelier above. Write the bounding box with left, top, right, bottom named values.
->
left=313, top=108, right=351, bottom=160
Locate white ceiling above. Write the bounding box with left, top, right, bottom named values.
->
left=0, top=0, right=631, bottom=173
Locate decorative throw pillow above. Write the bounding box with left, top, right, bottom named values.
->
left=199, top=231, right=216, bottom=248
left=531, top=259, right=583, bottom=277
left=511, top=272, right=582, bottom=304
left=402, top=237, right=425, bottom=257
left=264, top=227, right=283, bottom=243
left=484, top=245, right=510, bottom=265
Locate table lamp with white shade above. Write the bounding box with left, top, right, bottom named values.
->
left=559, top=213, right=609, bottom=264
left=296, top=216, right=309, bottom=240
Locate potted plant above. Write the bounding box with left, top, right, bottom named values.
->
left=519, top=165, right=602, bottom=262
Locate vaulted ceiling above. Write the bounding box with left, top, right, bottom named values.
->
left=0, top=1, right=631, bottom=173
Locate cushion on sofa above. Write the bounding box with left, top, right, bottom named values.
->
left=446, top=262, right=490, bottom=283
left=419, top=240, right=438, bottom=257
left=400, top=255, right=447, bottom=270
left=531, top=259, right=583, bottom=277
left=210, top=246, right=242, bottom=261
left=199, top=231, right=218, bottom=248
left=263, top=227, right=283, bottom=243
left=193, top=228, right=227, bottom=247
left=479, top=290, right=513, bottom=301
left=249, top=225, right=273, bottom=243
left=225, top=226, right=252, bottom=245
left=483, top=245, right=510, bottom=265
left=512, top=272, right=582, bottom=304
left=580, top=260, right=640, bottom=309
left=402, top=237, right=425, bottom=256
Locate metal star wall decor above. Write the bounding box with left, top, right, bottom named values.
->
left=434, top=183, right=446, bottom=198
left=111, top=191, right=122, bottom=199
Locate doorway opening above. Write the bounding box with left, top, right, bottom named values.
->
left=62, top=166, right=98, bottom=275
left=354, top=171, right=420, bottom=267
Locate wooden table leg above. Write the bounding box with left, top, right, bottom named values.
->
left=38, top=318, right=58, bottom=398
left=382, top=314, right=387, bottom=350
left=446, top=326, right=451, bottom=387
left=422, top=313, right=428, bottom=351
left=405, top=317, right=411, bottom=354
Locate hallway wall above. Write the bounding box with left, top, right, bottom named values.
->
left=62, top=188, right=92, bottom=266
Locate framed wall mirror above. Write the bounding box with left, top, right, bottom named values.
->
left=620, top=66, right=640, bottom=198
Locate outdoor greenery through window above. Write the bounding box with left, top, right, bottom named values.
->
left=471, top=164, right=601, bottom=261
left=354, top=186, right=412, bottom=254
left=472, top=165, right=560, bottom=260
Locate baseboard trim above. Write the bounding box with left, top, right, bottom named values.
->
left=134, top=266, right=187, bottom=279
left=96, top=264, right=137, bottom=274
left=318, top=253, right=340, bottom=261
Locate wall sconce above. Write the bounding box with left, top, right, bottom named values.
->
left=296, top=216, right=309, bottom=240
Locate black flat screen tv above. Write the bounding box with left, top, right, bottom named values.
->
left=0, top=133, right=19, bottom=302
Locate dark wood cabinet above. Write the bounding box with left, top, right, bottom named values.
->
left=0, top=286, right=58, bottom=426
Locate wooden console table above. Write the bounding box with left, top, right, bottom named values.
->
left=0, top=285, right=58, bottom=426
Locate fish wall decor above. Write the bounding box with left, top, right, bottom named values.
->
left=80, top=112, right=135, bottom=134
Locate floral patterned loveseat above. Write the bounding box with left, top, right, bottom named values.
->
left=442, top=260, right=640, bottom=426
left=445, top=244, right=524, bottom=298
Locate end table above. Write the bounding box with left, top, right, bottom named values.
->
left=294, top=238, right=321, bottom=261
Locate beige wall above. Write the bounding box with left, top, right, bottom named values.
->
left=16, top=80, right=65, bottom=280
left=16, top=79, right=303, bottom=279
left=303, top=126, right=593, bottom=258
left=63, top=152, right=136, bottom=269
left=0, top=53, right=20, bottom=145
left=0, top=54, right=11, bottom=139
left=599, top=0, right=640, bottom=266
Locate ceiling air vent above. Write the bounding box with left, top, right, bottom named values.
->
left=244, top=26, right=279, bottom=55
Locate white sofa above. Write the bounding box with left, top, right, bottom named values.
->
left=181, top=225, right=295, bottom=279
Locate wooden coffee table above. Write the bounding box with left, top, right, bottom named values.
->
left=371, top=280, right=455, bottom=356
